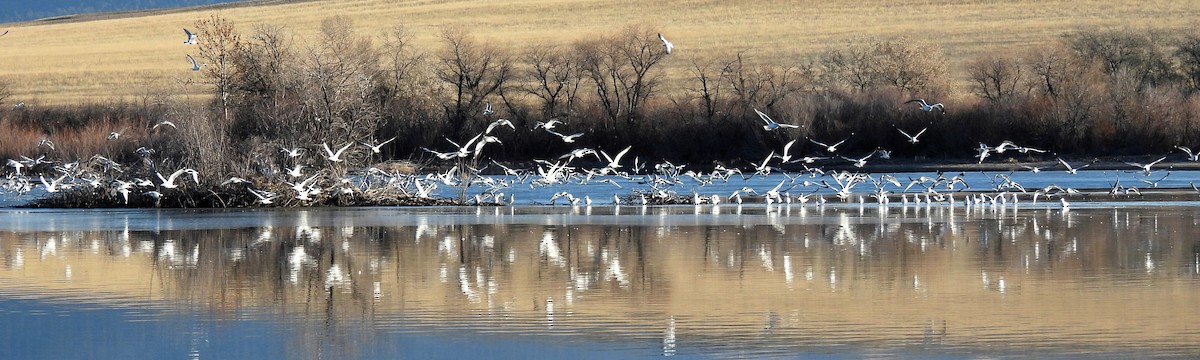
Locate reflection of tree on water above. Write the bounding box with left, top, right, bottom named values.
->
left=1, top=206, right=1200, bottom=356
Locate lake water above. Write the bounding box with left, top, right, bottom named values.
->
left=1, top=203, right=1198, bottom=359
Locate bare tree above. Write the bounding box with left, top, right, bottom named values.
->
left=686, top=56, right=733, bottom=121
left=966, top=51, right=1028, bottom=102
left=518, top=43, right=584, bottom=120
left=434, top=26, right=512, bottom=138
left=576, top=25, right=668, bottom=126
left=1177, top=33, right=1200, bottom=94
left=723, top=52, right=808, bottom=113
left=817, top=40, right=877, bottom=92
left=298, top=15, right=384, bottom=148
left=871, top=36, right=948, bottom=93
left=0, top=79, right=10, bottom=107
left=380, top=24, right=428, bottom=103
left=1027, top=44, right=1070, bottom=97
left=194, top=15, right=244, bottom=125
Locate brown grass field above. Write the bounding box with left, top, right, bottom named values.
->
left=1, top=0, right=1199, bottom=105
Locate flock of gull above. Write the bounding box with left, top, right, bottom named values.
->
left=3, top=30, right=1200, bottom=209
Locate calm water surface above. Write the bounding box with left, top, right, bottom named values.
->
left=1, top=204, right=1199, bottom=359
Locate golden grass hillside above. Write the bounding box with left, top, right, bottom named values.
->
left=1, top=0, right=1199, bottom=105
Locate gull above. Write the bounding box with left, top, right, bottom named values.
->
left=1056, top=157, right=1094, bottom=174
left=1176, top=145, right=1200, bottom=161
left=658, top=33, right=674, bottom=54
left=809, top=137, right=849, bottom=153
left=247, top=188, right=279, bottom=205
left=1125, top=156, right=1167, bottom=176
left=6, top=159, right=25, bottom=175
left=186, top=54, right=206, bottom=71
left=112, top=180, right=133, bottom=204
left=40, top=174, right=69, bottom=193
left=220, top=177, right=250, bottom=186
left=754, top=151, right=775, bottom=175
left=598, top=178, right=623, bottom=188
left=547, top=130, right=584, bottom=143
left=993, top=140, right=1019, bottom=154
left=157, top=168, right=199, bottom=189
left=897, top=126, right=927, bottom=144
left=559, top=148, right=598, bottom=163
left=37, top=138, right=55, bottom=150
left=183, top=28, right=198, bottom=44
left=976, top=144, right=993, bottom=164
left=1141, top=170, right=1170, bottom=188
left=754, top=108, right=800, bottom=131
left=153, top=120, right=177, bottom=130
left=1021, top=165, right=1042, bottom=173
left=599, top=145, right=632, bottom=172
left=772, top=139, right=799, bottom=163
left=905, top=99, right=945, bottom=114
left=286, top=164, right=305, bottom=178
left=793, top=155, right=828, bottom=164
left=107, top=131, right=122, bottom=140
left=360, top=136, right=397, bottom=154
left=485, top=118, right=515, bottom=134
left=534, top=119, right=563, bottom=131
left=841, top=150, right=876, bottom=168
left=280, top=146, right=305, bottom=158
left=472, top=135, right=502, bottom=159
left=423, top=147, right=459, bottom=160
left=322, top=142, right=353, bottom=162
left=877, top=149, right=892, bottom=160
left=144, top=190, right=163, bottom=201
left=482, top=102, right=495, bottom=117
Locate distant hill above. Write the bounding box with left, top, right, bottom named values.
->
left=0, top=0, right=241, bottom=23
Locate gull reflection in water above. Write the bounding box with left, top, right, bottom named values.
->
left=663, top=316, right=677, bottom=356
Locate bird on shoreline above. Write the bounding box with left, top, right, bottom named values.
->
left=905, top=99, right=946, bottom=114
left=754, top=109, right=800, bottom=131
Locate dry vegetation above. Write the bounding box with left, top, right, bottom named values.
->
left=5, top=1, right=1200, bottom=208
left=1, top=0, right=1198, bottom=104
